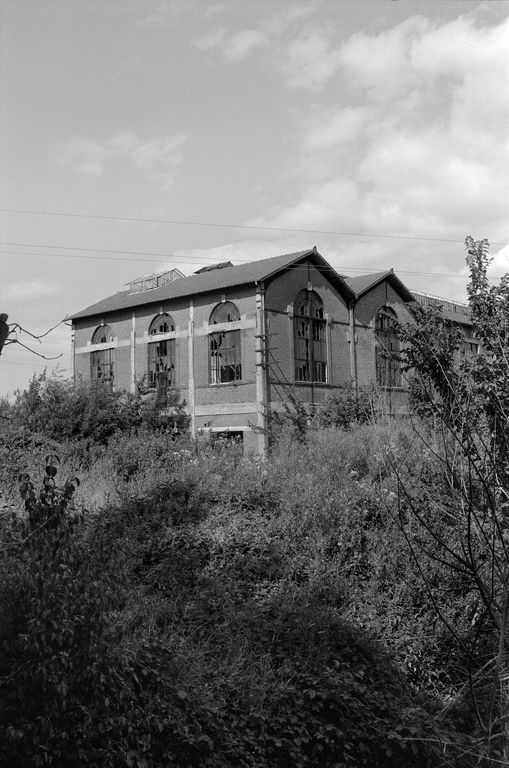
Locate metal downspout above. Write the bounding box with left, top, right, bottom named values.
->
left=188, top=298, right=196, bottom=438
left=255, top=281, right=268, bottom=456
left=349, top=302, right=358, bottom=399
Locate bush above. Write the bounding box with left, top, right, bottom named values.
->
left=316, top=383, right=374, bottom=430
left=11, top=373, right=189, bottom=444
left=0, top=416, right=485, bottom=766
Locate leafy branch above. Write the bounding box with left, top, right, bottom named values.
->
left=0, top=313, right=63, bottom=360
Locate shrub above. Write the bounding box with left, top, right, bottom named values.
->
left=0, top=417, right=483, bottom=766
left=316, top=383, right=374, bottom=430
left=11, top=373, right=189, bottom=444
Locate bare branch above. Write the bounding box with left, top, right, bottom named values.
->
left=14, top=340, right=62, bottom=360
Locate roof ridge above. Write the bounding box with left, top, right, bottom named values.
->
left=69, top=247, right=319, bottom=320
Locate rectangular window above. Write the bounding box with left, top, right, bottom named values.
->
left=91, top=348, right=114, bottom=385
left=312, top=319, right=327, bottom=382
left=210, top=330, right=242, bottom=384
left=294, top=317, right=327, bottom=383
left=375, top=344, right=401, bottom=388
left=148, top=338, right=175, bottom=388
left=295, top=318, right=310, bottom=382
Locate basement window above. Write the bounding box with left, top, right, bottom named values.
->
left=209, top=302, right=242, bottom=384
left=294, top=290, right=327, bottom=383
left=462, top=339, right=479, bottom=358
left=212, top=430, right=244, bottom=445
left=375, top=307, right=401, bottom=388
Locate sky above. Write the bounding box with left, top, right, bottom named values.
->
left=1, top=0, right=508, bottom=397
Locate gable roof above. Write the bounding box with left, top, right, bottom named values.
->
left=69, top=247, right=355, bottom=320
left=344, top=269, right=414, bottom=302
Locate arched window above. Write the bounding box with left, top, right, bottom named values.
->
left=209, top=302, right=242, bottom=384
left=91, top=325, right=114, bottom=384
left=294, top=290, right=327, bottom=383
left=149, top=314, right=174, bottom=336
left=148, top=313, right=176, bottom=397
left=375, top=307, right=400, bottom=387
left=91, top=325, right=113, bottom=344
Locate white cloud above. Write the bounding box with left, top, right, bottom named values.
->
left=0, top=279, right=57, bottom=303
left=193, top=2, right=321, bottom=64
left=283, top=30, right=343, bottom=90
left=137, top=1, right=189, bottom=30
left=251, top=14, right=509, bottom=257
left=204, top=5, right=226, bottom=20
left=194, top=26, right=267, bottom=61
left=193, top=25, right=225, bottom=51
left=303, top=106, right=371, bottom=152
left=130, top=134, right=187, bottom=188
left=57, top=131, right=187, bottom=189
left=57, top=137, right=105, bottom=176
left=223, top=29, right=267, bottom=61
left=338, top=16, right=431, bottom=98
left=489, top=244, right=509, bottom=278
left=216, top=12, right=508, bottom=301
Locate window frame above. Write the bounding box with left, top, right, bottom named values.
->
left=90, top=325, right=114, bottom=385
left=463, top=340, right=479, bottom=357
left=375, top=307, right=401, bottom=388
left=148, top=314, right=176, bottom=391
left=209, top=302, right=242, bottom=385
left=293, top=290, right=328, bottom=384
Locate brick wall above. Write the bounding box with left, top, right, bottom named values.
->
left=73, top=284, right=261, bottom=436
left=353, top=282, right=415, bottom=415
left=72, top=265, right=416, bottom=441
left=264, top=259, right=352, bottom=403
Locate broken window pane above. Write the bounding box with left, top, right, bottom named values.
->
left=148, top=314, right=175, bottom=390
left=293, top=290, right=327, bottom=383
left=210, top=330, right=242, bottom=383
left=91, top=325, right=114, bottom=384
left=375, top=307, right=401, bottom=387
left=209, top=303, right=242, bottom=384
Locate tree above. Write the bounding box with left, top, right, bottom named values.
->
left=0, top=315, right=9, bottom=355
left=0, top=313, right=63, bottom=360
left=392, top=237, right=509, bottom=763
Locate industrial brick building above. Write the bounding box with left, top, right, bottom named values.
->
left=69, top=247, right=475, bottom=453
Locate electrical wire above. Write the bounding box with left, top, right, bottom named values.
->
left=2, top=206, right=506, bottom=246
left=0, top=246, right=489, bottom=280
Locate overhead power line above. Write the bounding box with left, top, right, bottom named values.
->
left=2, top=207, right=506, bottom=246
left=0, top=246, right=480, bottom=279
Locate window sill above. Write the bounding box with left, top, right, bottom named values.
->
left=207, top=380, right=249, bottom=387
left=293, top=381, right=334, bottom=387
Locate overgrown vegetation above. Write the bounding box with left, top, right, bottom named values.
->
left=10, top=373, right=190, bottom=443
left=0, top=237, right=507, bottom=766
left=393, top=236, right=509, bottom=763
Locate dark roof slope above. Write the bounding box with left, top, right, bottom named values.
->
left=194, top=261, right=233, bottom=274
left=345, top=270, right=414, bottom=302
left=69, top=247, right=355, bottom=320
